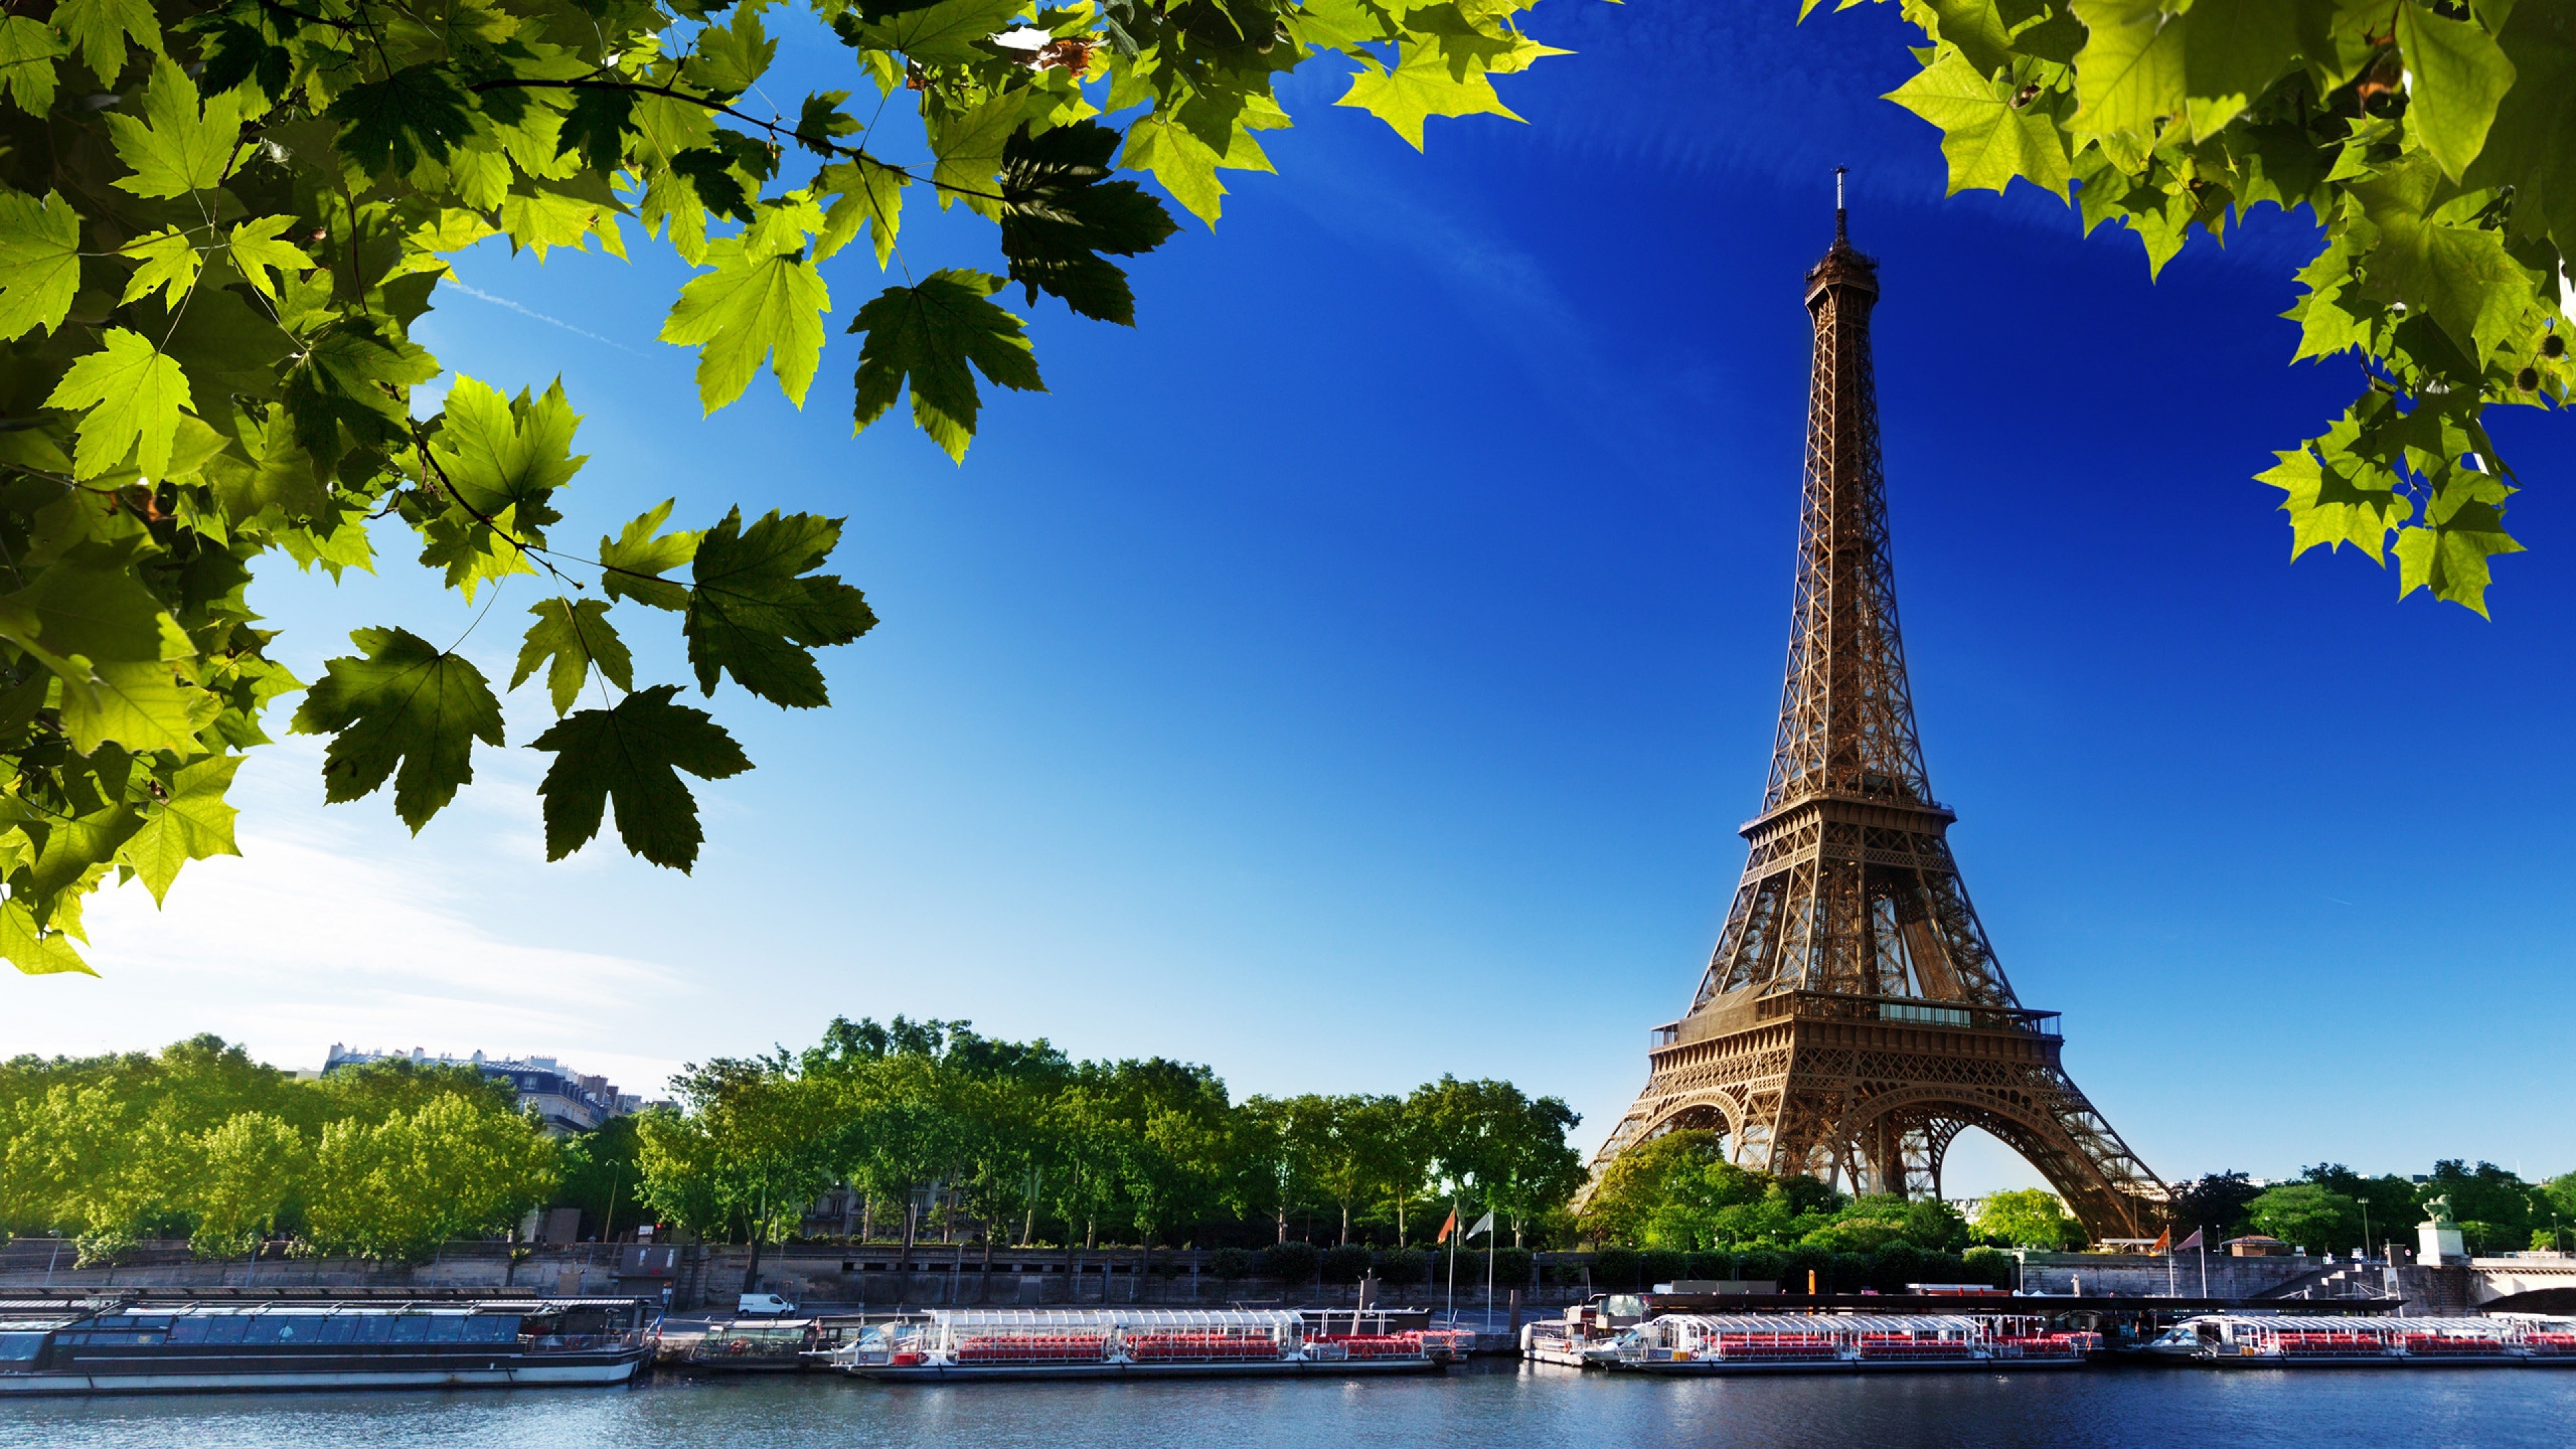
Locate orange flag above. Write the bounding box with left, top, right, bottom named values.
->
left=1436, top=1210, right=1458, bottom=1244
left=2151, top=1226, right=2171, bottom=1254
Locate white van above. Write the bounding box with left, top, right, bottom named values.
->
left=737, top=1292, right=798, bottom=1316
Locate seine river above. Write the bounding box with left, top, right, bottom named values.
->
left=4, top=1362, right=2571, bottom=1448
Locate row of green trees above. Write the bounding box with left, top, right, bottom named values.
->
left=0, top=1037, right=557, bottom=1261
left=1576, top=1130, right=2576, bottom=1260
left=627, top=1017, right=1589, bottom=1289
left=2182, top=1163, right=2576, bottom=1256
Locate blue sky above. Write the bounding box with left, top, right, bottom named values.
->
left=9, top=0, right=2573, bottom=1197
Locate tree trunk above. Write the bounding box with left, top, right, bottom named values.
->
left=744, top=1225, right=766, bottom=1299
left=901, top=1197, right=918, bottom=1281
left=861, top=1194, right=874, bottom=1245
left=1339, top=1203, right=1349, bottom=1246
left=979, top=1226, right=996, bottom=1303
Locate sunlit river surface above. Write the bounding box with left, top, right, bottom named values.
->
left=5, top=1361, right=2573, bottom=1449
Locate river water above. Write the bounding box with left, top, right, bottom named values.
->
left=3, top=1361, right=2571, bottom=1448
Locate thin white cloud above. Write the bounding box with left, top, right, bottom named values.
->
left=441, top=278, right=649, bottom=357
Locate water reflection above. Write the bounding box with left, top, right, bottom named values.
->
left=3, top=1360, right=2569, bottom=1449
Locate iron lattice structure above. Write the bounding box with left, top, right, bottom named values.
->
left=1586, top=200, right=2165, bottom=1240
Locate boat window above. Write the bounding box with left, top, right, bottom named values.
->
left=353, top=1316, right=395, bottom=1344
left=318, top=1316, right=359, bottom=1344
left=203, top=1319, right=251, bottom=1345
left=426, top=1316, right=468, bottom=1343
left=253, top=1319, right=313, bottom=1344
left=128, top=1316, right=172, bottom=1330
left=168, top=1320, right=208, bottom=1344
left=93, top=1316, right=136, bottom=1330
left=464, top=1316, right=521, bottom=1343
left=0, top=1333, right=45, bottom=1363
left=390, top=1316, right=431, bottom=1344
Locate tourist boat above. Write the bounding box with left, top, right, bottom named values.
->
left=0, top=1297, right=657, bottom=1395
left=2141, top=1313, right=2576, bottom=1366
left=826, top=1308, right=1454, bottom=1379
left=1544, top=1313, right=2093, bottom=1374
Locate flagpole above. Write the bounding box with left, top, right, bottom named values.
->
left=2198, top=1226, right=2207, bottom=1298
left=1444, top=1196, right=1458, bottom=1326
left=1485, top=1208, right=1496, bottom=1330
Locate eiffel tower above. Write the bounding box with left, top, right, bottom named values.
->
left=1585, top=178, right=2165, bottom=1240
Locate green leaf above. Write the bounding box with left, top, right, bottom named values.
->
left=682, top=5, right=777, bottom=96
left=2257, top=440, right=2408, bottom=562
left=852, top=0, right=1025, bottom=67
left=2179, top=0, right=2302, bottom=138
left=513, top=597, right=633, bottom=716
left=2395, top=0, right=2516, bottom=180
left=54, top=0, right=158, bottom=87
left=2349, top=154, right=2538, bottom=360
left=816, top=157, right=908, bottom=268
left=848, top=269, right=1045, bottom=460
left=600, top=500, right=702, bottom=611
left=107, top=60, right=244, bottom=199
left=2068, top=0, right=2185, bottom=142
left=225, top=215, right=315, bottom=301
left=427, top=375, right=584, bottom=528
left=117, top=227, right=200, bottom=309
left=1118, top=110, right=1280, bottom=226
left=1884, top=51, right=2072, bottom=197
left=928, top=92, right=1028, bottom=215
left=0, top=16, right=68, bottom=115
left=530, top=685, right=752, bottom=870
left=795, top=90, right=860, bottom=156
left=0, top=190, right=85, bottom=341
left=557, top=86, right=637, bottom=174
left=44, top=327, right=195, bottom=479
left=121, top=753, right=244, bottom=906
left=682, top=508, right=877, bottom=708
left=998, top=121, right=1179, bottom=323
left=0, top=541, right=199, bottom=755
left=329, top=64, right=477, bottom=176
left=1336, top=44, right=1523, bottom=150
left=658, top=241, right=831, bottom=413
left=0, top=898, right=91, bottom=975
left=289, top=627, right=506, bottom=832
left=2394, top=473, right=2523, bottom=615
left=2459, top=0, right=2576, bottom=250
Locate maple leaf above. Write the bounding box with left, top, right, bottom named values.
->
left=54, top=0, right=158, bottom=87
left=848, top=269, right=1044, bottom=460
left=531, top=685, right=753, bottom=870
left=44, top=327, right=195, bottom=479
left=683, top=508, right=877, bottom=708
left=117, top=227, right=201, bottom=309
left=2394, top=0, right=2516, bottom=181
left=0, top=191, right=85, bottom=340
left=121, top=755, right=245, bottom=906
left=1336, top=44, right=1522, bottom=151
left=329, top=64, right=477, bottom=176
left=513, top=598, right=633, bottom=716
left=290, top=627, right=506, bottom=832
left=107, top=60, right=246, bottom=199
left=600, top=500, right=702, bottom=612
left=997, top=121, right=1179, bottom=324
left=659, top=238, right=831, bottom=413
left=1885, top=52, right=2072, bottom=198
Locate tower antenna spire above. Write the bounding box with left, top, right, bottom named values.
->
left=1835, top=166, right=1847, bottom=245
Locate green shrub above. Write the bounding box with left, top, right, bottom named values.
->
left=1490, top=1247, right=1534, bottom=1285
left=1684, top=1251, right=1734, bottom=1281
left=1638, top=1250, right=1687, bottom=1287
left=1784, top=1243, right=1832, bottom=1293
left=1829, top=1252, right=1872, bottom=1293
left=1210, top=1247, right=1256, bottom=1280
left=1320, top=1244, right=1373, bottom=1284
left=1962, top=1245, right=2015, bottom=1288
left=1545, top=1259, right=1590, bottom=1287
left=1869, top=1240, right=1924, bottom=1292
left=1591, top=1248, right=1642, bottom=1289
left=1260, top=1241, right=1320, bottom=1282
left=1735, top=1248, right=1786, bottom=1285
left=1379, top=1248, right=1428, bottom=1286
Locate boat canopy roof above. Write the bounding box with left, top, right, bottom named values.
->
left=2188, top=1314, right=2514, bottom=1334
left=1656, top=1314, right=1987, bottom=1334
left=927, top=1309, right=1303, bottom=1330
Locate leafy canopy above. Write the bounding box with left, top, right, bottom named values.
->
left=0, top=0, right=1580, bottom=974
left=1854, top=0, right=2569, bottom=615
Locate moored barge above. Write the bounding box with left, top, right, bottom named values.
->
left=0, top=1296, right=655, bottom=1395
left=828, top=1308, right=1452, bottom=1380
left=1536, top=1313, right=2094, bottom=1374
left=2141, top=1313, right=2576, bottom=1367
